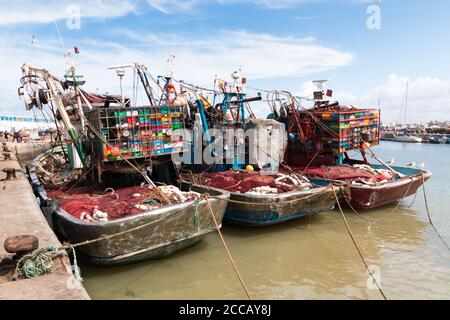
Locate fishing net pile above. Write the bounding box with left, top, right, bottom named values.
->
left=48, top=185, right=200, bottom=222
left=187, top=171, right=312, bottom=195
left=300, top=165, right=404, bottom=185
left=35, top=152, right=81, bottom=188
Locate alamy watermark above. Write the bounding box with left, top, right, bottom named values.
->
left=66, top=265, right=83, bottom=290
left=66, top=5, right=82, bottom=30
left=367, top=0, right=382, bottom=30
left=367, top=265, right=382, bottom=290
left=170, top=122, right=287, bottom=168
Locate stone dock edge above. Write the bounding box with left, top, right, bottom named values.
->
left=0, top=141, right=90, bottom=300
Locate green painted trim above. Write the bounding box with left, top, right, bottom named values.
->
left=68, top=128, right=88, bottom=167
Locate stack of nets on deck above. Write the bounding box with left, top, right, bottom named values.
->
left=47, top=185, right=200, bottom=223
left=301, top=165, right=404, bottom=185
left=35, top=152, right=81, bottom=188
left=187, top=171, right=312, bottom=195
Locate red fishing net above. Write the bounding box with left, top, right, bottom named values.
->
left=48, top=186, right=154, bottom=220
left=47, top=185, right=198, bottom=221
left=294, top=165, right=389, bottom=184
left=184, top=171, right=299, bottom=193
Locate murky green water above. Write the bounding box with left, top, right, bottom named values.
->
left=81, top=142, right=450, bottom=300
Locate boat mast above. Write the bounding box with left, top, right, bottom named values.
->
left=135, top=63, right=157, bottom=106
left=21, top=64, right=88, bottom=167
left=107, top=64, right=134, bottom=107
left=404, top=81, right=409, bottom=125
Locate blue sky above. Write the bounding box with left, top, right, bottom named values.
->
left=0, top=0, right=449, bottom=123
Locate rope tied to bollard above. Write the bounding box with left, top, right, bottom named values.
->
left=13, top=246, right=59, bottom=280
left=8, top=193, right=252, bottom=301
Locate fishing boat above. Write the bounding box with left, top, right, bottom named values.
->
left=389, top=135, right=423, bottom=143
left=177, top=73, right=344, bottom=226
left=439, top=135, right=450, bottom=144
left=29, top=150, right=229, bottom=266
left=181, top=171, right=344, bottom=227
left=428, top=135, right=440, bottom=144
left=290, top=164, right=431, bottom=210
left=19, top=61, right=231, bottom=265
left=270, top=81, right=432, bottom=210
left=386, top=83, right=423, bottom=143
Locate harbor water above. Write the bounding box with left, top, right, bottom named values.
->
left=80, top=141, right=450, bottom=300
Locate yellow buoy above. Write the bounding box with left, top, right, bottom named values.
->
left=245, top=165, right=254, bottom=172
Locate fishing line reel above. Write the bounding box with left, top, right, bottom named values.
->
left=18, top=64, right=52, bottom=110
left=18, top=80, right=51, bottom=110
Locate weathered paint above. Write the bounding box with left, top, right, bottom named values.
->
left=29, top=153, right=230, bottom=266
left=309, top=165, right=433, bottom=210
left=192, top=182, right=344, bottom=227
left=346, top=171, right=432, bottom=210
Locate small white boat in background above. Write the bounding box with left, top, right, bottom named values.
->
left=392, top=135, right=423, bottom=143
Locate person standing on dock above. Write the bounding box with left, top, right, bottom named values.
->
left=12, top=131, right=20, bottom=143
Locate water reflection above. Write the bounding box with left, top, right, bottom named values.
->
left=81, top=203, right=438, bottom=300
left=81, top=142, right=450, bottom=299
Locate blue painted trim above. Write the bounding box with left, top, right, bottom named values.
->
left=225, top=210, right=313, bottom=226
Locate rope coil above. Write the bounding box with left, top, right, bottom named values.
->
left=13, top=246, right=59, bottom=280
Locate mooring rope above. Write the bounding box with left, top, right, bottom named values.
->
left=421, top=173, right=450, bottom=250
left=13, top=246, right=59, bottom=280
left=209, top=190, right=328, bottom=206
left=332, top=187, right=388, bottom=300
left=84, top=119, right=172, bottom=204
left=204, top=195, right=253, bottom=300
left=61, top=200, right=203, bottom=251
left=36, top=183, right=333, bottom=257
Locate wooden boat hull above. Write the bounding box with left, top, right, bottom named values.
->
left=185, top=179, right=344, bottom=227
left=345, top=171, right=432, bottom=210
left=29, top=154, right=230, bottom=266
left=310, top=165, right=432, bottom=210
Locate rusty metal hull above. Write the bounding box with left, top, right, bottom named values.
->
left=29, top=154, right=230, bottom=266
left=185, top=180, right=344, bottom=227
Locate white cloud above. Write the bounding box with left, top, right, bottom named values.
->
left=118, top=29, right=353, bottom=80
left=147, top=0, right=358, bottom=14
left=0, top=0, right=366, bottom=22
left=328, top=74, right=450, bottom=124
left=146, top=0, right=197, bottom=14
left=0, top=29, right=352, bottom=115
left=145, top=0, right=318, bottom=14
left=225, top=0, right=320, bottom=9
left=0, top=0, right=136, bottom=25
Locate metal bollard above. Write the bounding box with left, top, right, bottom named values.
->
left=2, top=168, right=16, bottom=180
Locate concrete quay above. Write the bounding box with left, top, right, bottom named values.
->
left=0, top=141, right=90, bottom=300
